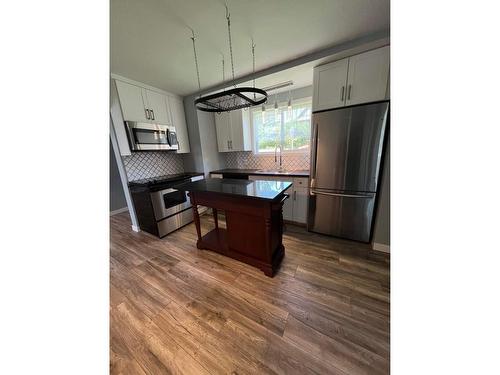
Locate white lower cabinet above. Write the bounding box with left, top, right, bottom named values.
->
left=248, top=176, right=308, bottom=224
left=282, top=192, right=294, bottom=221
left=292, top=187, right=308, bottom=224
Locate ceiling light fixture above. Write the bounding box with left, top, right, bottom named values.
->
left=274, top=91, right=278, bottom=113
left=257, top=81, right=294, bottom=125
left=192, top=6, right=268, bottom=112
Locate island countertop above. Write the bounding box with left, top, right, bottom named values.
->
left=175, top=178, right=293, bottom=201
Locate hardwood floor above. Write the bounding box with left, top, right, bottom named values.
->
left=110, top=211, right=390, bottom=375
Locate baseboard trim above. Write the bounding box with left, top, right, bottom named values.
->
left=110, top=207, right=128, bottom=216
left=283, top=220, right=307, bottom=227
left=372, top=242, right=390, bottom=253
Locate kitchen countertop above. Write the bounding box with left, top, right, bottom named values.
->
left=210, top=168, right=310, bottom=177
left=175, top=178, right=293, bottom=201
left=128, top=172, right=204, bottom=189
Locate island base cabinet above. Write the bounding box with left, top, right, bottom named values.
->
left=225, top=210, right=285, bottom=277
left=188, top=191, right=287, bottom=277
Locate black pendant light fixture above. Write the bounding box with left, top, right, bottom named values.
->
left=191, top=5, right=268, bottom=113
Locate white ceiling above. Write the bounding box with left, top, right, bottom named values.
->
left=111, top=0, right=390, bottom=96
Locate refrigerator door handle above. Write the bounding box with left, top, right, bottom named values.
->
left=310, top=190, right=373, bottom=199
left=309, top=123, right=319, bottom=189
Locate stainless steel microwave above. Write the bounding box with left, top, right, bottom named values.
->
left=125, top=122, right=179, bottom=151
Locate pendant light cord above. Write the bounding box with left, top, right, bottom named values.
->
left=252, top=39, right=256, bottom=100
left=225, top=5, right=236, bottom=87
left=189, top=28, right=202, bottom=93
left=221, top=53, right=225, bottom=82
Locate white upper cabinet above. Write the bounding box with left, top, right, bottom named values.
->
left=115, top=80, right=149, bottom=122
left=168, top=96, right=191, bottom=153
left=229, top=110, right=244, bottom=151
left=215, top=110, right=252, bottom=152
left=215, top=112, right=231, bottom=152
left=115, top=79, right=172, bottom=124
left=313, top=58, right=349, bottom=112
left=312, top=46, right=390, bottom=111
left=144, top=90, right=171, bottom=125
left=345, top=46, right=390, bottom=106
left=112, top=77, right=191, bottom=154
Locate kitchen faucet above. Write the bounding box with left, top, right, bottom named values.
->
left=274, top=144, right=283, bottom=171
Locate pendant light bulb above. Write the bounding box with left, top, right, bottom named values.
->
left=274, top=91, right=278, bottom=118
left=287, top=86, right=292, bottom=110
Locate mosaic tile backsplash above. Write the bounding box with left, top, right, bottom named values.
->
left=224, top=151, right=310, bottom=171
left=122, top=152, right=184, bottom=181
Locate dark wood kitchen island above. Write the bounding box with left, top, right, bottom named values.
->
left=175, top=178, right=292, bottom=277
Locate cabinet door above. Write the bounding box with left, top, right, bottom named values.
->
left=215, top=112, right=231, bottom=152
left=144, top=90, right=171, bottom=125
left=346, top=46, right=390, bottom=106
left=168, top=96, right=190, bottom=153
left=229, top=110, right=252, bottom=151
left=283, top=194, right=294, bottom=221
left=293, top=187, right=308, bottom=224
left=249, top=176, right=294, bottom=220
left=115, top=80, right=148, bottom=122
left=229, top=110, right=244, bottom=151
left=313, top=58, right=349, bottom=112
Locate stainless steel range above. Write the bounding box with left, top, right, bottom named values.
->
left=128, top=173, right=204, bottom=237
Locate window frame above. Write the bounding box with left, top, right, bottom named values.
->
left=250, top=96, right=312, bottom=155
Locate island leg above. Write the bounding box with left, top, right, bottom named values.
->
left=212, top=208, right=219, bottom=229
left=188, top=193, right=203, bottom=248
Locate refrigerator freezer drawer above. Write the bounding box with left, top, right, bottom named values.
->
left=307, top=190, right=375, bottom=242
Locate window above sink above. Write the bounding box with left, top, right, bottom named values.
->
left=251, top=97, right=312, bottom=155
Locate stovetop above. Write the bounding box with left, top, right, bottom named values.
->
left=128, top=172, right=203, bottom=188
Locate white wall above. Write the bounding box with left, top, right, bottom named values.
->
left=182, top=98, right=226, bottom=175
left=109, top=138, right=127, bottom=212
left=198, top=110, right=225, bottom=173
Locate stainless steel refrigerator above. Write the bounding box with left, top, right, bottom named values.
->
left=308, top=101, right=389, bottom=242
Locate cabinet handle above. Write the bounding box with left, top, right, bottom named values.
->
left=145, top=109, right=150, bottom=120
left=150, top=109, right=155, bottom=121
left=347, top=85, right=352, bottom=100
left=293, top=190, right=297, bottom=201
left=227, top=140, right=230, bottom=150
left=341, top=86, right=345, bottom=101
left=230, top=140, right=233, bottom=149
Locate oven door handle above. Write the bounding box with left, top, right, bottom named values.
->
left=162, top=188, right=178, bottom=194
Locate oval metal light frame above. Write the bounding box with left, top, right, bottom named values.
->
left=194, top=87, right=268, bottom=113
